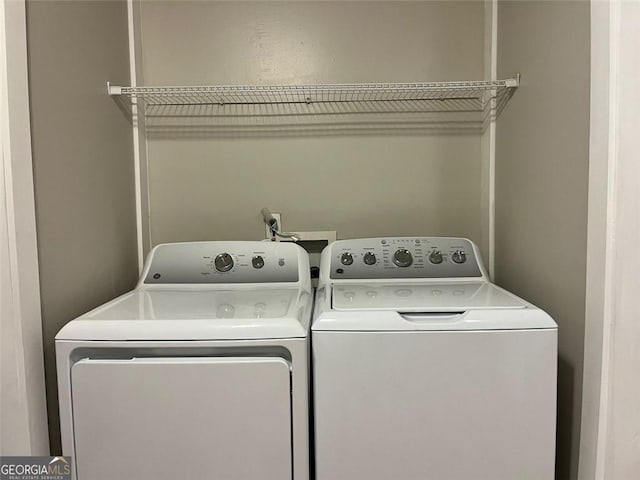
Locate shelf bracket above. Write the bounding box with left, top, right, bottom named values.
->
left=505, top=74, right=520, bottom=88
left=107, top=82, right=122, bottom=96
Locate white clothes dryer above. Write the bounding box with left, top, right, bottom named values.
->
left=312, top=237, right=557, bottom=480
left=56, top=241, right=312, bottom=480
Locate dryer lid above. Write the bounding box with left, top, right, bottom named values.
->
left=332, top=282, right=526, bottom=312
left=56, top=287, right=312, bottom=341
left=87, top=288, right=300, bottom=320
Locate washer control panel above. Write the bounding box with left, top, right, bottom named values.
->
left=144, top=241, right=300, bottom=284
left=329, top=237, right=483, bottom=279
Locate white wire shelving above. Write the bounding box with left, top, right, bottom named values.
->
left=107, top=76, right=519, bottom=136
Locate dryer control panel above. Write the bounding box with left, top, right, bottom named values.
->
left=328, top=237, right=483, bottom=280
left=143, top=241, right=301, bottom=284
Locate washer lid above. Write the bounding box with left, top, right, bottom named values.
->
left=332, top=282, right=526, bottom=312
left=56, top=287, right=311, bottom=341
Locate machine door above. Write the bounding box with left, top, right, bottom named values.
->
left=71, top=357, right=292, bottom=480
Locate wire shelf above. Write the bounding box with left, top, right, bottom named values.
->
left=108, top=76, right=519, bottom=136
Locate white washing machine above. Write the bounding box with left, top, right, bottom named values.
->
left=56, top=241, right=312, bottom=480
left=312, top=237, right=557, bottom=480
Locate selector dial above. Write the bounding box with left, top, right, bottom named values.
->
left=363, top=252, right=377, bottom=265
left=214, top=253, right=234, bottom=272
left=340, top=252, right=354, bottom=266
left=251, top=255, right=265, bottom=269
left=429, top=251, right=444, bottom=264
left=393, top=248, right=413, bottom=267
left=451, top=250, right=467, bottom=264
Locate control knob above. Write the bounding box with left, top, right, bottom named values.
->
left=429, top=251, right=443, bottom=264
left=251, top=255, right=265, bottom=269
left=451, top=250, right=467, bottom=264
left=393, top=248, right=413, bottom=267
left=340, top=252, right=354, bottom=266
left=363, top=252, right=377, bottom=265
left=214, top=253, right=234, bottom=272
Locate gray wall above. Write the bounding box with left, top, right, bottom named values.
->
left=495, top=2, right=590, bottom=479
left=27, top=0, right=138, bottom=453
left=138, top=1, right=486, bottom=246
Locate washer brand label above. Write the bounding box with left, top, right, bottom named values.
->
left=0, top=457, right=71, bottom=480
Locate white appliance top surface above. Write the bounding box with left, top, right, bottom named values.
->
left=314, top=281, right=557, bottom=331
left=332, top=282, right=525, bottom=311
left=56, top=287, right=312, bottom=341
left=89, top=288, right=298, bottom=320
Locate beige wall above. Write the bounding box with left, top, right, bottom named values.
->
left=27, top=0, right=138, bottom=453
left=495, top=2, right=590, bottom=479
left=138, top=1, right=486, bottom=246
